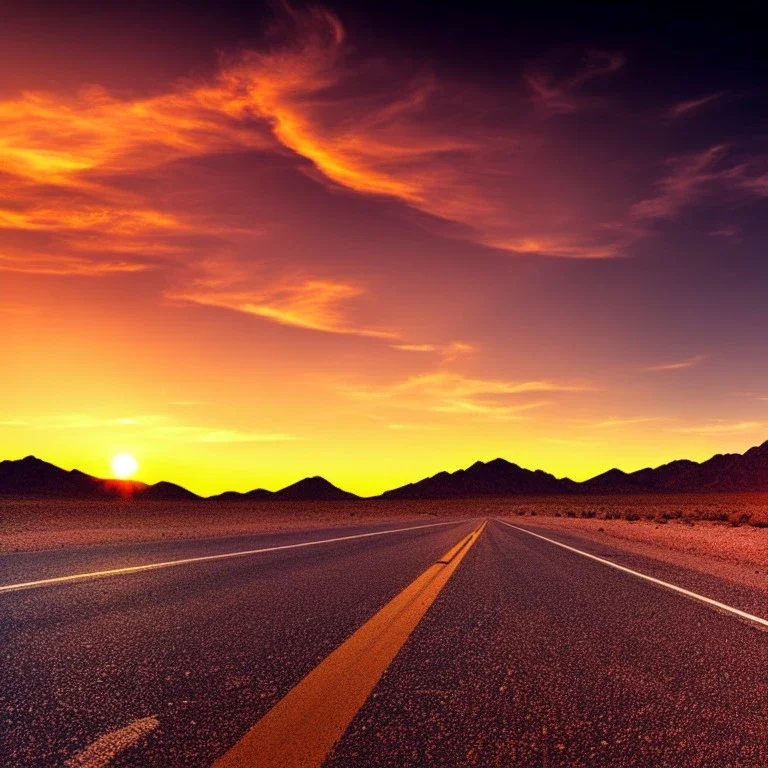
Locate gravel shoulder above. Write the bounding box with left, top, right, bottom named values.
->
left=509, top=515, right=768, bottom=593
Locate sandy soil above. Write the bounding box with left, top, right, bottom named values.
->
left=507, top=515, right=768, bottom=592
left=0, top=498, right=445, bottom=553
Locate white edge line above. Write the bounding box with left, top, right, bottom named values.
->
left=497, top=519, right=768, bottom=629
left=0, top=520, right=468, bottom=595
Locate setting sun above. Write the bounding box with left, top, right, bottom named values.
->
left=111, top=452, right=139, bottom=479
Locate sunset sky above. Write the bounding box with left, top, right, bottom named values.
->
left=3, top=1, right=768, bottom=496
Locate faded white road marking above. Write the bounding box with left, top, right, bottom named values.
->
left=498, top=519, right=768, bottom=629
left=65, top=716, right=158, bottom=768
left=0, top=520, right=465, bottom=594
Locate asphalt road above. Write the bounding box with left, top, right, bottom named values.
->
left=1, top=518, right=766, bottom=767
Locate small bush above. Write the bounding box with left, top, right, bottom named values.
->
left=624, top=512, right=641, bottom=522
left=729, top=512, right=752, bottom=527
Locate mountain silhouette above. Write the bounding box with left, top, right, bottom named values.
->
left=578, top=468, right=647, bottom=493
left=4, top=440, right=768, bottom=499
left=380, top=440, right=768, bottom=497
left=139, top=481, right=200, bottom=501
left=275, top=476, right=359, bottom=500
left=0, top=456, right=199, bottom=499
left=601, top=442, right=768, bottom=492
left=208, top=476, right=358, bottom=501
left=380, top=458, right=576, bottom=499
left=0, top=457, right=357, bottom=501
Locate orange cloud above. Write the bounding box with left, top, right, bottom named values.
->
left=0, top=4, right=640, bottom=283
left=226, top=20, right=626, bottom=258
left=392, top=344, right=438, bottom=352
left=0, top=251, right=150, bottom=276
left=671, top=421, right=764, bottom=434
left=169, top=276, right=397, bottom=338
left=11, top=0, right=768, bottom=324
left=644, top=355, right=708, bottom=372
left=391, top=340, right=475, bottom=360
left=153, top=426, right=296, bottom=443
left=3, top=5, right=766, bottom=279
left=590, top=417, right=665, bottom=428
left=346, top=372, right=591, bottom=398
left=341, top=371, right=591, bottom=419
left=0, top=83, right=272, bottom=187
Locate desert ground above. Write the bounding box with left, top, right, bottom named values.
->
left=2, top=494, right=766, bottom=593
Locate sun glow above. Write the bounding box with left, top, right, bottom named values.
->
left=111, top=452, right=139, bottom=479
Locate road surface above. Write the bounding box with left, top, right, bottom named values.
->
left=1, top=517, right=766, bottom=767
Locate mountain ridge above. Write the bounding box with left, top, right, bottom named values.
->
left=0, top=456, right=357, bottom=501
left=2, top=439, right=768, bottom=500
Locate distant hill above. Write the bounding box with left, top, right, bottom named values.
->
left=380, top=458, right=576, bottom=499
left=0, top=456, right=358, bottom=502
left=588, top=442, right=768, bottom=493
left=380, top=440, right=768, bottom=497
left=139, top=481, right=200, bottom=501
left=208, top=476, right=358, bottom=501
left=0, top=456, right=199, bottom=500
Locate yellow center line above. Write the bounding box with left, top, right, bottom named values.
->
left=211, top=520, right=487, bottom=768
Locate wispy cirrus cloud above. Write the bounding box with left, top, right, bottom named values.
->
left=0, top=251, right=152, bottom=276
left=671, top=421, right=764, bottom=434
left=391, top=340, right=474, bottom=360
left=1, top=1, right=764, bottom=311
left=0, top=4, right=630, bottom=269
left=589, top=416, right=666, bottom=428
left=342, top=371, right=592, bottom=419
left=388, top=423, right=446, bottom=431
left=169, top=275, right=398, bottom=338
left=391, top=344, right=437, bottom=352
left=0, top=79, right=273, bottom=187
left=19, top=412, right=295, bottom=442
left=631, top=145, right=768, bottom=223
left=631, top=146, right=729, bottom=221
left=524, top=49, right=625, bottom=114
left=668, top=92, right=723, bottom=119
left=153, top=426, right=296, bottom=443
left=345, top=372, right=591, bottom=399
left=644, top=354, right=708, bottom=372
left=15, top=413, right=166, bottom=430
left=710, top=224, right=740, bottom=239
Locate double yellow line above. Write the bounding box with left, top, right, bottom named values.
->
left=213, top=521, right=486, bottom=768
